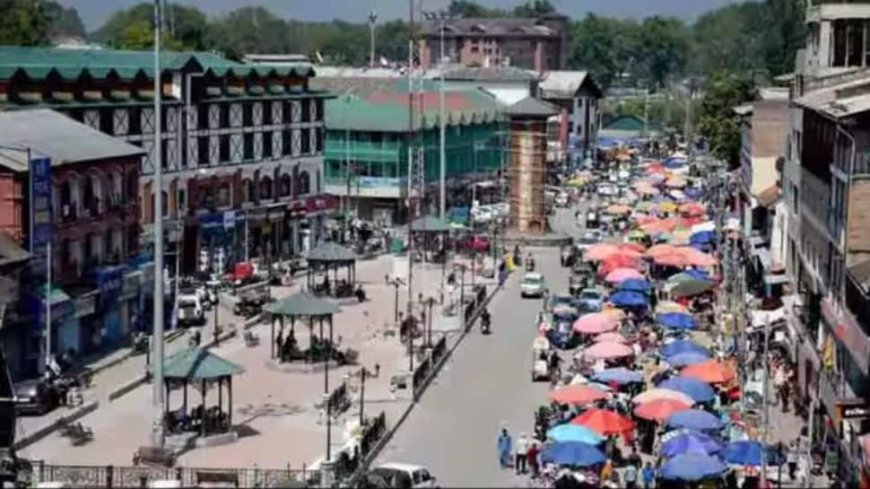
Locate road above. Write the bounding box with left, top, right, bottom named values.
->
left=372, top=204, right=590, bottom=487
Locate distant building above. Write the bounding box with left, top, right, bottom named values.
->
left=600, top=115, right=664, bottom=141
left=804, top=0, right=870, bottom=76
left=538, top=71, right=603, bottom=163
left=419, top=14, right=569, bottom=72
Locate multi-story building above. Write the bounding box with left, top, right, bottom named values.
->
left=538, top=71, right=603, bottom=163
left=0, top=109, right=144, bottom=376
left=805, top=0, right=870, bottom=75
left=419, top=14, right=569, bottom=72
left=0, top=47, right=334, bottom=276
left=323, top=89, right=504, bottom=225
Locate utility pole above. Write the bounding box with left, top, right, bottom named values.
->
left=761, top=317, right=771, bottom=487
left=438, top=14, right=447, bottom=220
left=406, top=0, right=418, bottom=376
left=45, top=241, right=52, bottom=369
left=368, top=10, right=378, bottom=68
left=151, top=0, right=166, bottom=450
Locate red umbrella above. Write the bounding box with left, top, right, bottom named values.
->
left=681, top=248, right=718, bottom=267
left=548, top=384, right=609, bottom=406
left=679, top=202, right=706, bottom=217
left=681, top=359, right=736, bottom=384
left=653, top=252, right=690, bottom=268
left=572, top=408, right=635, bottom=436
left=599, top=255, right=641, bottom=276
left=633, top=399, right=691, bottom=423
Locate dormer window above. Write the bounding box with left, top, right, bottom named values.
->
left=470, top=24, right=486, bottom=33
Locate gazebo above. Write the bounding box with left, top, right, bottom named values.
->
left=410, top=215, right=451, bottom=263
left=304, top=242, right=358, bottom=294
left=159, top=348, right=244, bottom=438
left=264, top=290, right=341, bottom=362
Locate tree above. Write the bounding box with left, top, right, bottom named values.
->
left=446, top=0, right=504, bottom=18
left=568, top=14, right=640, bottom=90
left=635, top=17, right=688, bottom=89
left=209, top=7, right=294, bottom=59
left=697, top=72, right=757, bottom=167
left=94, top=2, right=209, bottom=51
left=513, top=0, right=556, bottom=17
left=43, top=1, right=86, bottom=40
left=0, top=0, right=51, bottom=46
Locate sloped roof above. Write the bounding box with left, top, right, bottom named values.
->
left=539, top=71, right=602, bottom=99
left=794, top=74, right=870, bottom=119
left=505, top=96, right=558, bottom=117
left=265, top=290, right=341, bottom=317
left=442, top=66, right=537, bottom=83
left=161, top=348, right=244, bottom=380
left=0, top=109, right=144, bottom=172
left=0, top=46, right=315, bottom=81
left=305, top=241, right=357, bottom=262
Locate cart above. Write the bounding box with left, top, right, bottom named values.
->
left=531, top=335, right=551, bottom=382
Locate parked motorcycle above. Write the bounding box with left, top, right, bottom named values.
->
left=480, top=309, right=492, bottom=335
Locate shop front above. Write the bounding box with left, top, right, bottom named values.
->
left=95, top=265, right=126, bottom=346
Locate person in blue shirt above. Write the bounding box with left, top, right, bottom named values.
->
left=497, top=428, right=512, bottom=468
left=642, top=462, right=655, bottom=489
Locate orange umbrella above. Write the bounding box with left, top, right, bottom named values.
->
left=679, top=202, right=706, bottom=217
left=572, top=408, right=635, bottom=436
left=633, top=399, right=692, bottom=423
left=647, top=163, right=666, bottom=174
left=653, top=252, right=690, bottom=268
left=620, top=242, right=647, bottom=253
left=549, top=384, right=609, bottom=406
left=681, top=359, right=736, bottom=384
left=599, top=255, right=642, bottom=276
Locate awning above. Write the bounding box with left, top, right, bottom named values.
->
left=764, top=274, right=791, bottom=286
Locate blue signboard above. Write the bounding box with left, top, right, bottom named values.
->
left=95, top=265, right=126, bottom=302
left=356, top=177, right=401, bottom=189
left=29, top=157, right=52, bottom=277
left=198, top=212, right=224, bottom=230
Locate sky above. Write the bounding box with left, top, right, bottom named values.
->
left=59, top=0, right=744, bottom=31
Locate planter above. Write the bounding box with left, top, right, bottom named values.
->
left=51, top=91, right=73, bottom=103
left=17, top=92, right=42, bottom=103
left=82, top=90, right=103, bottom=101
left=110, top=90, right=130, bottom=100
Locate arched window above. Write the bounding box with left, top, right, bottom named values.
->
left=241, top=178, right=253, bottom=202
left=298, top=171, right=310, bottom=195
left=161, top=191, right=169, bottom=217
left=279, top=174, right=292, bottom=197
left=259, top=176, right=273, bottom=200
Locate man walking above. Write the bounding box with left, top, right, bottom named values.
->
left=497, top=428, right=512, bottom=468
left=515, top=432, right=529, bottom=474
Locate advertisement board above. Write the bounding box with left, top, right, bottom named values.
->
left=29, top=157, right=52, bottom=277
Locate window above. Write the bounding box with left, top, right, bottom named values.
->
left=301, top=128, right=311, bottom=154
left=834, top=19, right=848, bottom=67
left=243, top=133, right=254, bottom=160
left=315, top=127, right=323, bottom=153
left=219, top=136, right=230, bottom=162
left=161, top=191, right=169, bottom=218
left=100, top=109, right=114, bottom=135
left=198, top=136, right=210, bottom=165
left=259, top=177, right=273, bottom=200
left=177, top=189, right=186, bottom=214
left=242, top=178, right=253, bottom=202
left=263, top=102, right=273, bottom=125
left=282, top=130, right=292, bottom=156
left=219, top=104, right=230, bottom=128
left=243, top=104, right=253, bottom=126
left=262, top=132, right=273, bottom=158
left=198, top=105, right=209, bottom=130
left=279, top=174, right=292, bottom=197
left=301, top=100, right=310, bottom=123
left=217, top=183, right=231, bottom=207
left=283, top=101, right=293, bottom=124
left=297, top=171, right=311, bottom=195
left=161, top=140, right=169, bottom=169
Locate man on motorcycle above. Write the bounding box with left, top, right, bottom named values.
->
left=481, top=308, right=492, bottom=333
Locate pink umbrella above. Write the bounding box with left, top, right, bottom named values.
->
left=632, top=388, right=695, bottom=406
left=680, top=248, right=718, bottom=267
left=584, top=244, right=621, bottom=262
left=653, top=252, right=690, bottom=268
left=572, top=313, right=619, bottom=334
left=605, top=267, right=645, bottom=284
left=584, top=341, right=634, bottom=360
left=594, top=331, right=628, bottom=343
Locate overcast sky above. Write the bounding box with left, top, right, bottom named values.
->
left=58, top=0, right=744, bottom=31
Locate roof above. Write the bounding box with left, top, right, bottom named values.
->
left=0, top=109, right=144, bottom=172
left=505, top=97, right=558, bottom=117
left=265, top=290, right=341, bottom=317
left=325, top=88, right=504, bottom=132
left=603, top=115, right=664, bottom=133
left=847, top=259, right=870, bottom=294
left=0, top=46, right=315, bottom=81
left=422, top=17, right=565, bottom=38
left=161, top=348, right=244, bottom=380
left=0, top=232, right=29, bottom=267
left=410, top=216, right=451, bottom=233
left=305, top=241, right=358, bottom=262
left=794, top=74, right=870, bottom=119
left=441, top=66, right=538, bottom=83
left=539, top=71, right=602, bottom=99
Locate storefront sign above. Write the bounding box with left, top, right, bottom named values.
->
left=836, top=399, right=870, bottom=422
left=822, top=298, right=870, bottom=375
left=289, top=194, right=340, bottom=218
left=223, top=211, right=236, bottom=230
left=246, top=209, right=267, bottom=222
left=96, top=265, right=126, bottom=302
left=198, top=212, right=224, bottom=230
left=28, top=157, right=52, bottom=277
left=74, top=294, right=96, bottom=318
left=357, top=177, right=401, bottom=189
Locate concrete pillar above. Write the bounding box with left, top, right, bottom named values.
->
left=320, top=460, right=335, bottom=487
left=819, top=20, right=833, bottom=68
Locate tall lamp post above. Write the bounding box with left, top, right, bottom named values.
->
left=422, top=10, right=453, bottom=220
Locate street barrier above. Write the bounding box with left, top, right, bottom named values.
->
left=432, top=336, right=447, bottom=363
left=411, top=357, right=431, bottom=400
left=327, top=382, right=351, bottom=416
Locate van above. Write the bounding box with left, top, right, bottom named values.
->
left=370, top=463, right=437, bottom=488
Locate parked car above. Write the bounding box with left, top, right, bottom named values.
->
left=369, top=463, right=437, bottom=488
left=521, top=273, right=546, bottom=298
left=14, top=379, right=61, bottom=416
left=175, top=289, right=206, bottom=327
left=577, top=288, right=605, bottom=312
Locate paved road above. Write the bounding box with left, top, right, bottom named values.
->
left=372, top=200, right=595, bottom=487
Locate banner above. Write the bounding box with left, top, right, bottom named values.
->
left=29, top=157, right=52, bottom=277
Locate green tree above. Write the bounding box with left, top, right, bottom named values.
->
left=446, top=0, right=505, bottom=18
left=43, top=1, right=86, bottom=40
left=209, top=7, right=293, bottom=59
left=94, top=2, right=209, bottom=51
left=568, top=14, right=640, bottom=89
left=635, top=17, right=688, bottom=89
left=513, top=0, right=557, bottom=17
left=697, top=72, right=757, bottom=167
left=0, top=0, right=51, bottom=46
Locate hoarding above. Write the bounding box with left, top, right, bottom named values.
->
left=29, top=157, right=52, bottom=277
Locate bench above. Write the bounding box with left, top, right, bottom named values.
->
left=133, top=446, right=175, bottom=467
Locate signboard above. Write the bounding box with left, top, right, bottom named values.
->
left=198, top=213, right=223, bottom=230
left=836, top=399, right=870, bottom=421
left=74, top=294, right=96, bottom=318
left=289, top=194, right=340, bottom=218
left=356, top=177, right=401, bottom=189
left=223, top=211, right=236, bottom=230
left=822, top=298, right=870, bottom=375
left=29, top=157, right=52, bottom=277
left=95, top=265, right=126, bottom=302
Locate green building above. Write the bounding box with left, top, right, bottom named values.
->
left=324, top=87, right=504, bottom=225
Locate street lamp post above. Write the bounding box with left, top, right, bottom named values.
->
left=426, top=297, right=434, bottom=347
left=423, top=10, right=452, bottom=219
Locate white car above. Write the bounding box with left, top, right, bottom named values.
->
left=521, top=273, right=546, bottom=298
left=371, top=463, right=437, bottom=488
left=175, top=289, right=206, bottom=327
left=597, top=183, right=618, bottom=196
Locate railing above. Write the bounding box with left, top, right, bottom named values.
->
left=358, top=412, right=387, bottom=459
left=327, top=382, right=350, bottom=415
left=432, top=336, right=447, bottom=363
left=411, top=356, right=431, bottom=400
left=26, top=461, right=313, bottom=488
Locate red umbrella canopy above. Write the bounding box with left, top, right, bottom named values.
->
left=633, top=399, right=692, bottom=423
left=599, top=255, right=642, bottom=277
left=548, top=384, right=609, bottom=406
left=653, top=252, right=691, bottom=268
left=572, top=408, right=635, bottom=436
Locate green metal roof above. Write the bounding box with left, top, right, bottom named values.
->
left=0, top=46, right=316, bottom=81
left=410, top=215, right=451, bottom=233
left=161, top=347, right=244, bottom=380
left=265, top=290, right=341, bottom=317
left=305, top=241, right=358, bottom=262
left=325, top=88, right=504, bottom=133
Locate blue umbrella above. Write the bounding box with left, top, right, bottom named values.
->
left=661, top=340, right=710, bottom=358
left=690, top=230, right=716, bottom=245
left=658, top=312, right=698, bottom=331
left=610, top=290, right=648, bottom=308
left=721, top=441, right=784, bottom=466
left=592, top=367, right=643, bottom=385
left=666, top=409, right=723, bottom=431
left=667, top=351, right=711, bottom=367
left=546, top=424, right=605, bottom=445
left=617, top=278, right=651, bottom=293
left=660, top=453, right=727, bottom=481
left=661, top=432, right=722, bottom=458
left=685, top=187, right=704, bottom=199
left=659, top=378, right=716, bottom=403
left=540, top=441, right=607, bottom=467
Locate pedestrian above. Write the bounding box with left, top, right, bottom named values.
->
left=627, top=448, right=641, bottom=468
left=787, top=440, right=798, bottom=481
left=527, top=440, right=540, bottom=478
left=497, top=428, right=512, bottom=468
left=600, top=459, right=614, bottom=482
left=641, top=462, right=655, bottom=489
left=515, top=432, right=529, bottom=474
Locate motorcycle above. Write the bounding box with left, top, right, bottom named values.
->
left=480, top=310, right=492, bottom=335
left=354, top=285, right=367, bottom=303
left=526, top=258, right=536, bottom=272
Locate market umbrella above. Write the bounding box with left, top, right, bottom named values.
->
left=609, top=291, right=648, bottom=309
left=584, top=244, right=621, bottom=261
left=592, top=367, right=643, bottom=385
left=633, top=399, right=691, bottom=423
left=540, top=441, right=607, bottom=467
left=681, top=248, right=718, bottom=267
left=660, top=432, right=722, bottom=457
left=667, top=272, right=700, bottom=285
left=605, top=204, right=632, bottom=215
left=681, top=359, right=736, bottom=384
left=679, top=202, right=706, bottom=217
left=665, top=409, right=723, bottom=431
left=658, top=377, right=717, bottom=403
left=720, top=440, right=779, bottom=466
left=546, top=424, right=605, bottom=445
left=605, top=268, right=644, bottom=284
left=661, top=339, right=710, bottom=358
left=683, top=269, right=711, bottom=282
left=633, top=388, right=695, bottom=406
left=656, top=301, right=689, bottom=314
left=666, top=351, right=711, bottom=367
left=616, top=278, right=651, bottom=293
left=645, top=244, right=681, bottom=258
left=584, top=341, right=634, bottom=360
left=571, top=408, right=635, bottom=436
left=669, top=278, right=714, bottom=298
left=660, top=454, right=727, bottom=481
left=600, top=254, right=642, bottom=271
left=653, top=252, right=691, bottom=268
left=593, top=332, right=628, bottom=343
left=658, top=312, right=698, bottom=331
left=690, top=230, right=716, bottom=245
left=549, top=384, right=609, bottom=406
left=602, top=308, right=626, bottom=320
left=572, top=313, right=619, bottom=334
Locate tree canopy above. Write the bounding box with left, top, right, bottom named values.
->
left=697, top=72, right=757, bottom=167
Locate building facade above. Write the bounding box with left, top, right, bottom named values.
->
left=323, top=89, right=504, bottom=225
left=538, top=71, right=603, bottom=163
left=419, top=15, right=569, bottom=73
left=0, top=47, right=334, bottom=277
